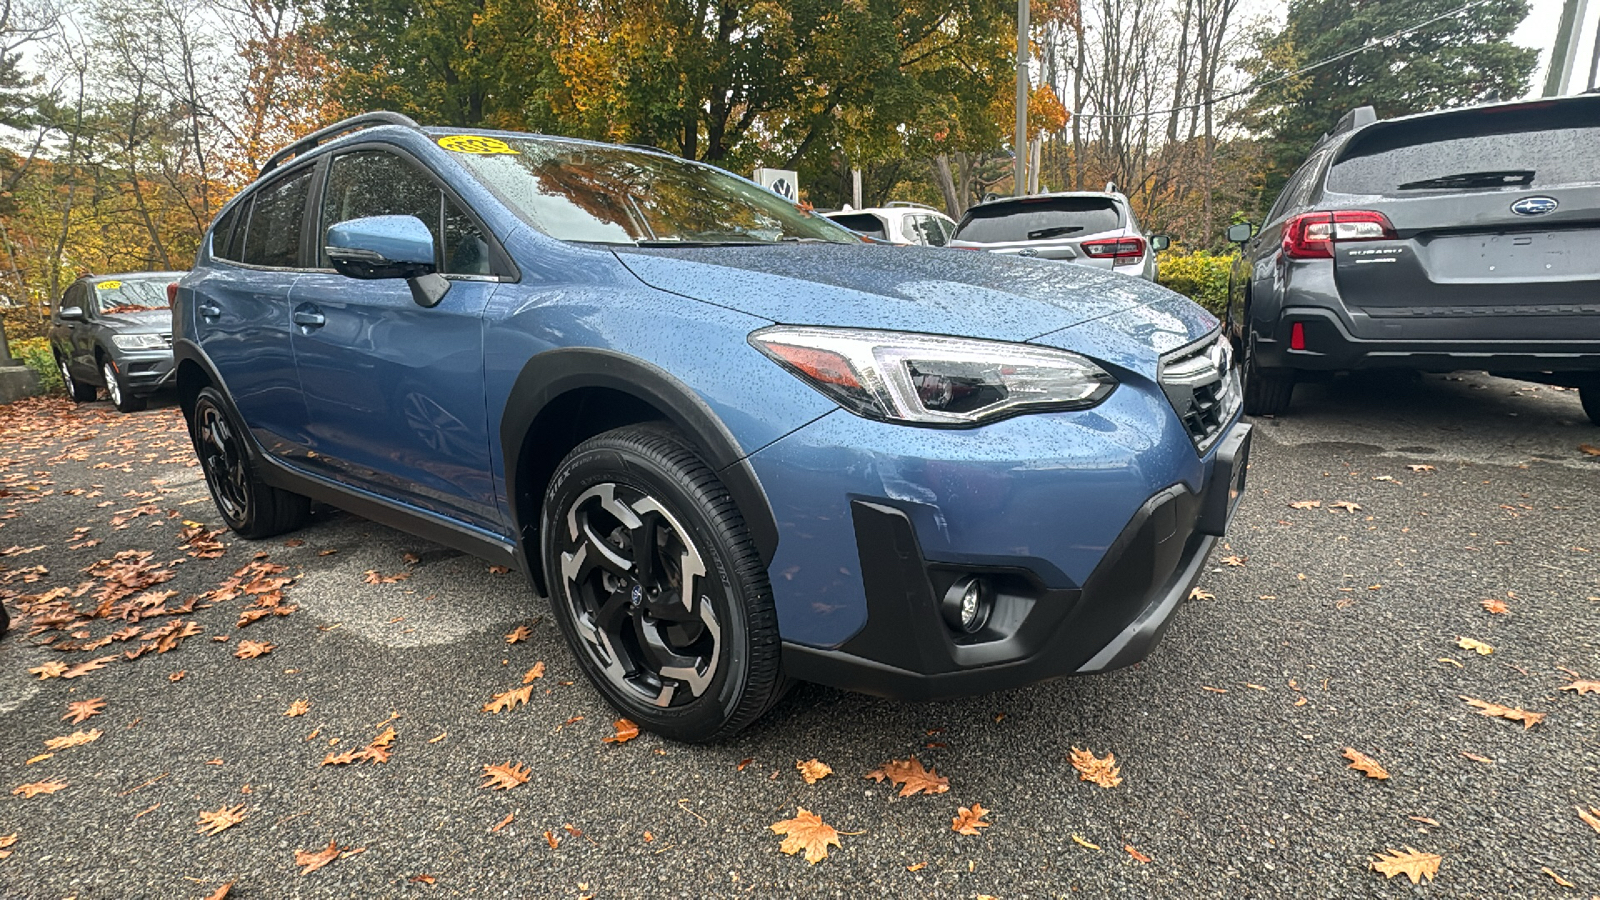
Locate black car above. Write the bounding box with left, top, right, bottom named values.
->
left=49, top=272, right=184, bottom=412
left=1225, top=94, right=1600, bottom=421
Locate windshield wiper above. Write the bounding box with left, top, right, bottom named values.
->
left=778, top=236, right=833, bottom=243
left=1026, top=225, right=1084, bottom=240
left=631, top=239, right=764, bottom=248
left=1397, top=170, right=1534, bottom=191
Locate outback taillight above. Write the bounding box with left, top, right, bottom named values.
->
left=1081, top=236, right=1146, bottom=266
left=1282, top=211, right=1396, bottom=259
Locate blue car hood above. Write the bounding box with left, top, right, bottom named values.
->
left=612, top=243, right=1178, bottom=344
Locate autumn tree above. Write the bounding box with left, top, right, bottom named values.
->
left=1243, top=0, right=1537, bottom=201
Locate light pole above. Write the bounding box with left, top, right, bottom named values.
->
left=1544, top=0, right=1591, bottom=96
left=1013, top=0, right=1030, bottom=197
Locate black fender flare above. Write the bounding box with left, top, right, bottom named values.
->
left=500, top=348, right=780, bottom=588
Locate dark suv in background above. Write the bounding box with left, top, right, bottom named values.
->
left=1226, top=94, right=1600, bottom=421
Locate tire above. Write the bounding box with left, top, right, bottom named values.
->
left=1242, top=335, right=1295, bottom=417
left=541, top=424, right=783, bottom=743
left=58, top=354, right=96, bottom=402
left=190, top=386, right=309, bottom=538
left=101, top=358, right=147, bottom=413
left=1580, top=382, right=1600, bottom=426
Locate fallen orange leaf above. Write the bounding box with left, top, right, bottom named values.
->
left=1560, top=680, right=1600, bottom=696
left=771, top=808, right=842, bottom=864
left=481, top=761, right=531, bottom=790
left=1124, top=844, right=1152, bottom=863
left=1369, top=847, right=1441, bottom=884
left=294, top=838, right=341, bottom=875
left=1342, top=747, right=1390, bottom=780
left=1069, top=747, right=1122, bottom=788
left=63, top=698, right=105, bottom=724
left=951, top=803, right=992, bottom=836
left=865, top=756, right=948, bottom=797
left=796, top=758, right=832, bottom=784
left=1461, top=696, right=1544, bottom=729
left=602, top=718, right=639, bottom=744
left=196, top=804, right=247, bottom=836
left=482, top=685, right=533, bottom=714
left=12, top=780, right=67, bottom=798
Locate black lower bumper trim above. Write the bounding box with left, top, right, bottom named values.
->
left=1259, top=308, right=1600, bottom=373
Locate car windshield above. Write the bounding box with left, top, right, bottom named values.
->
left=954, top=197, right=1122, bottom=244
left=93, top=277, right=170, bottom=313
left=446, top=136, right=857, bottom=246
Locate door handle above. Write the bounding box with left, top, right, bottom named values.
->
left=292, top=308, right=326, bottom=328
left=197, top=302, right=222, bottom=318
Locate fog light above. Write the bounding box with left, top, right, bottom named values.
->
left=941, top=576, right=992, bottom=634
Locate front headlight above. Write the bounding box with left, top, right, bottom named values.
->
left=749, top=326, right=1116, bottom=426
left=111, top=334, right=166, bottom=351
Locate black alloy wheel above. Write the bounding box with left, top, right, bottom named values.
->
left=190, top=387, right=309, bottom=538
left=543, top=425, right=784, bottom=742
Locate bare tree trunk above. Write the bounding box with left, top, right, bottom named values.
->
left=932, top=155, right=961, bottom=218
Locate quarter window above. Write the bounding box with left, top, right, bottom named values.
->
left=320, top=150, right=493, bottom=276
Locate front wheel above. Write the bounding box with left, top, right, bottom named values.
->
left=190, top=386, right=309, bottom=538
left=542, top=424, right=783, bottom=743
left=101, top=359, right=147, bottom=413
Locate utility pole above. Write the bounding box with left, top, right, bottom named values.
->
left=1013, top=0, right=1029, bottom=197
left=1543, top=0, right=1590, bottom=96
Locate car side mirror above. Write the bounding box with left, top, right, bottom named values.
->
left=1225, top=222, right=1254, bottom=244
left=1149, top=234, right=1170, bottom=252
left=325, top=214, right=451, bottom=308
left=59, top=306, right=85, bottom=321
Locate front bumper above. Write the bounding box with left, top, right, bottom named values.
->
left=770, top=416, right=1251, bottom=700
left=113, top=350, right=176, bottom=394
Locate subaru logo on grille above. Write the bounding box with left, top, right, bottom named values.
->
left=1510, top=197, right=1557, bottom=217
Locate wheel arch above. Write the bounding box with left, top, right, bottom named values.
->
left=501, top=348, right=779, bottom=595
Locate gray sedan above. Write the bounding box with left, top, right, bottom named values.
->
left=49, top=272, right=183, bottom=413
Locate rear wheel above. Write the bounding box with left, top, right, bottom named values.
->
left=1580, top=382, right=1600, bottom=426
left=191, top=386, right=309, bottom=538
left=58, top=355, right=96, bottom=402
left=1242, top=336, right=1295, bottom=417
left=542, top=424, right=783, bottom=743
left=101, top=359, right=146, bottom=413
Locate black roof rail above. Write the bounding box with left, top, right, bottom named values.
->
left=257, top=112, right=422, bottom=178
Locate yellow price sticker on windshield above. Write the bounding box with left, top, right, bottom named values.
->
left=95, top=280, right=123, bottom=291
left=437, top=135, right=517, bottom=155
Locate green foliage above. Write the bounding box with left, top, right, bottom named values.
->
left=9, top=337, right=62, bottom=392
left=316, top=0, right=1017, bottom=177
left=1157, top=251, right=1235, bottom=316
left=1243, top=0, right=1538, bottom=202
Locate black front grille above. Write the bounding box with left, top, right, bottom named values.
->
left=1159, top=333, right=1239, bottom=452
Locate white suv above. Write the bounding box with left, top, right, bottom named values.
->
left=948, top=191, right=1169, bottom=281
left=823, top=202, right=959, bottom=247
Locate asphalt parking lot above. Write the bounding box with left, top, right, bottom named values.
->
left=1, top=370, right=1598, bottom=899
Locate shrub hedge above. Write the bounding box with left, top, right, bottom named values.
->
left=9, top=336, right=63, bottom=392
left=1157, top=251, right=1235, bottom=317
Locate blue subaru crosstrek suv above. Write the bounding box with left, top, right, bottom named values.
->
left=174, top=112, right=1251, bottom=741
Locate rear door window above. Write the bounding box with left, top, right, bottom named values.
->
left=954, top=197, right=1122, bottom=243
left=242, top=169, right=312, bottom=268
left=1327, top=101, right=1600, bottom=195
left=320, top=149, right=493, bottom=276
